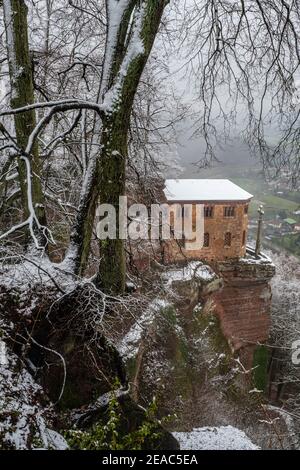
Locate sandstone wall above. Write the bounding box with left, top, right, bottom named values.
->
left=209, top=251, right=275, bottom=366
left=164, top=200, right=250, bottom=262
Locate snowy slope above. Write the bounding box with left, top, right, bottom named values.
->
left=0, top=341, right=68, bottom=450
left=173, top=425, right=259, bottom=450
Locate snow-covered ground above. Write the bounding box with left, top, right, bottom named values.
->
left=0, top=341, right=68, bottom=450
left=162, top=261, right=216, bottom=286
left=173, top=426, right=260, bottom=450
left=0, top=254, right=77, bottom=293
left=242, top=246, right=275, bottom=266
left=118, top=298, right=170, bottom=360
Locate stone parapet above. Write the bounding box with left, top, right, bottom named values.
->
left=214, top=248, right=275, bottom=285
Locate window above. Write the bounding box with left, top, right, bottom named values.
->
left=224, top=232, right=232, bottom=247
left=224, top=206, right=235, bottom=217
left=242, top=230, right=246, bottom=246
left=204, top=206, right=213, bottom=218
left=203, top=232, right=210, bottom=247
left=244, top=205, right=248, bottom=214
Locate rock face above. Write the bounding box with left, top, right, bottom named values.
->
left=211, top=249, right=275, bottom=367
left=120, top=260, right=293, bottom=449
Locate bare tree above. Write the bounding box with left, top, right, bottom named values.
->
left=269, top=251, right=300, bottom=428
left=177, top=0, right=300, bottom=182
left=67, top=0, right=170, bottom=293
left=1, top=0, right=300, bottom=296
left=0, top=0, right=171, bottom=293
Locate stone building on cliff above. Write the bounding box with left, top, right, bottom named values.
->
left=162, top=178, right=253, bottom=263
left=160, top=179, right=275, bottom=369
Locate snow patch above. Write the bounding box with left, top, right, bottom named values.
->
left=162, top=261, right=216, bottom=286
left=0, top=254, right=77, bottom=293
left=241, top=246, right=275, bottom=266
left=118, top=298, right=170, bottom=360
left=0, top=343, right=68, bottom=450
left=173, top=425, right=260, bottom=450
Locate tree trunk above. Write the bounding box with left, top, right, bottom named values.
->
left=96, top=115, right=127, bottom=294
left=3, top=0, right=47, bottom=244
left=96, top=0, right=168, bottom=294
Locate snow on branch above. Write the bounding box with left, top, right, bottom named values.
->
left=101, top=0, right=145, bottom=112
left=0, top=99, right=103, bottom=117
left=0, top=155, right=54, bottom=249
left=100, top=0, right=133, bottom=95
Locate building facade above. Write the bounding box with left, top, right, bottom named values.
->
left=163, top=179, right=253, bottom=263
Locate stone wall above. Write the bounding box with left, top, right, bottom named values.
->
left=209, top=250, right=276, bottom=366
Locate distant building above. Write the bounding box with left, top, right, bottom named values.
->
left=265, top=220, right=282, bottom=237
left=163, top=179, right=253, bottom=262
left=267, top=220, right=282, bottom=228
left=283, top=218, right=297, bottom=230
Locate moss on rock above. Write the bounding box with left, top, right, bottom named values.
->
left=252, top=345, right=269, bottom=392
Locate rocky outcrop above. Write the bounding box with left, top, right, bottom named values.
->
left=211, top=248, right=275, bottom=367
left=119, top=260, right=292, bottom=449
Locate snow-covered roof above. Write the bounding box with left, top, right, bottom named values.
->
left=164, top=179, right=253, bottom=202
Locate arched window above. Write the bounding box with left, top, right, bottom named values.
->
left=242, top=230, right=246, bottom=246
left=224, top=232, right=232, bottom=247
left=204, top=232, right=210, bottom=247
